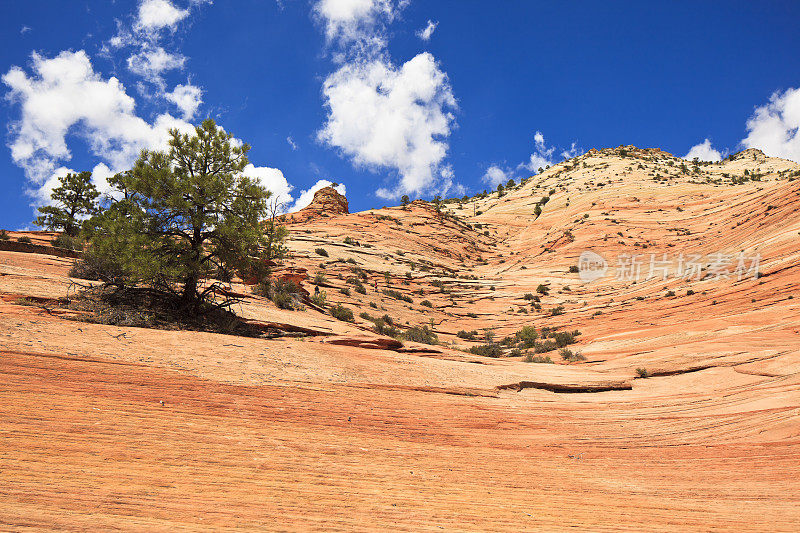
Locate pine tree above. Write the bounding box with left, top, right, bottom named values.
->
left=34, top=171, right=99, bottom=236
left=85, top=119, right=275, bottom=309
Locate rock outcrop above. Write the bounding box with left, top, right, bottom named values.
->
left=284, top=186, right=349, bottom=223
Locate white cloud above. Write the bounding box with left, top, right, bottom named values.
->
left=416, top=20, right=437, bottom=41
left=242, top=163, right=294, bottom=207
left=482, top=165, right=508, bottom=187
left=480, top=131, right=578, bottom=185
left=20, top=26, right=31, bottom=35
left=318, top=53, right=456, bottom=199
left=684, top=138, right=722, bottom=162
left=3, top=50, right=194, bottom=204
left=135, top=0, right=190, bottom=32
left=165, top=83, right=203, bottom=119
left=289, top=179, right=346, bottom=212
left=314, top=0, right=456, bottom=199
left=313, top=0, right=400, bottom=48
left=519, top=130, right=556, bottom=172
left=741, top=87, right=800, bottom=162
left=127, top=46, right=185, bottom=81
left=286, top=136, right=298, bottom=150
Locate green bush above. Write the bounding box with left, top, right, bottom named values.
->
left=382, top=289, right=413, bottom=303
left=310, top=290, right=327, bottom=308
left=568, top=265, right=579, bottom=273
left=515, top=326, right=538, bottom=348
left=339, top=287, right=351, bottom=296
left=536, top=284, right=549, bottom=295
left=255, top=278, right=302, bottom=310
left=457, top=330, right=478, bottom=340
left=330, top=304, right=354, bottom=322
left=52, top=233, right=82, bottom=250
left=467, top=343, right=502, bottom=357
left=560, top=348, right=585, bottom=362
left=315, top=248, right=329, bottom=257
left=636, top=367, right=650, bottom=378
left=525, top=355, right=553, bottom=363
left=421, top=299, right=433, bottom=308
left=18, top=236, right=32, bottom=244
left=403, top=325, right=438, bottom=345
left=0, top=230, right=9, bottom=241
left=314, top=272, right=327, bottom=285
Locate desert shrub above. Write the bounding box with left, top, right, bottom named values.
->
left=536, top=284, right=549, bottom=295
left=457, top=330, right=478, bottom=340
left=369, top=302, right=378, bottom=309
left=255, top=278, right=302, bottom=310
left=69, top=249, right=126, bottom=285
left=515, top=326, right=539, bottom=348
left=315, top=248, right=329, bottom=257
left=371, top=317, right=400, bottom=337
left=636, top=367, right=650, bottom=378
left=339, top=287, right=351, bottom=296
left=568, top=265, right=579, bottom=273
left=0, top=230, right=10, bottom=241
left=686, top=289, right=695, bottom=296
left=314, top=272, right=327, bottom=285
left=18, top=236, right=32, bottom=244
left=330, top=304, right=354, bottom=322
left=353, top=281, right=366, bottom=294
left=552, top=331, right=575, bottom=347
left=550, top=305, right=565, bottom=316
left=421, top=299, right=433, bottom=307
left=525, top=355, right=554, bottom=363
left=52, top=233, right=82, bottom=250
left=665, top=290, right=675, bottom=297
left=466, top=312, right=478, bottom=318
left=560, top=348, right=585, bottom=362
left=382, top=289, right=413, bottom=303
left=533, top=340, right=558, bottom=353
left=467, top=343, right=502, bottom=357
left=523, top=293, right=535, bottom=300
left=310, top=290, right=327, bottom=308
left=403, top=325, right=438, bottom=345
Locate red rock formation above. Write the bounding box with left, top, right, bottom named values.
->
left=283, top=186, right=349, bottom=224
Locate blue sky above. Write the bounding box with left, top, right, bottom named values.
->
left=2, top=0, right=800, bottom=230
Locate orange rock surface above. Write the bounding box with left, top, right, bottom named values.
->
left=1, top=148, right=799, bottom=530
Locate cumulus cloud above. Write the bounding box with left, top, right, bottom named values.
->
left=741, top=87, right=800, bottom=162
left=519, top=131, right=557, bottom=172
left=242, top=163, right=294, bottom=206
left=684, top=138, right=722, bottom=162
left=3, top=50, right=194, bottom=203
left=107, top=0, right=209, bottom=98
left=313, top=0, right=401, bottom=50
left=314, top=0, right=457, bottom=199
left=481, top=131, right=578, bottom=187
left=165, top=83, right=203, bottom=119
left=482, top=165, right=509, bottom=187
left=289, top=179, right=346, bottom=212
left=127, top=46, right=185, bottom=82
left=135, top=0, right=190, bottom=32
left=319, top=53, right=456, bottom=199
left=416, top=19, right=437, bottom=41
